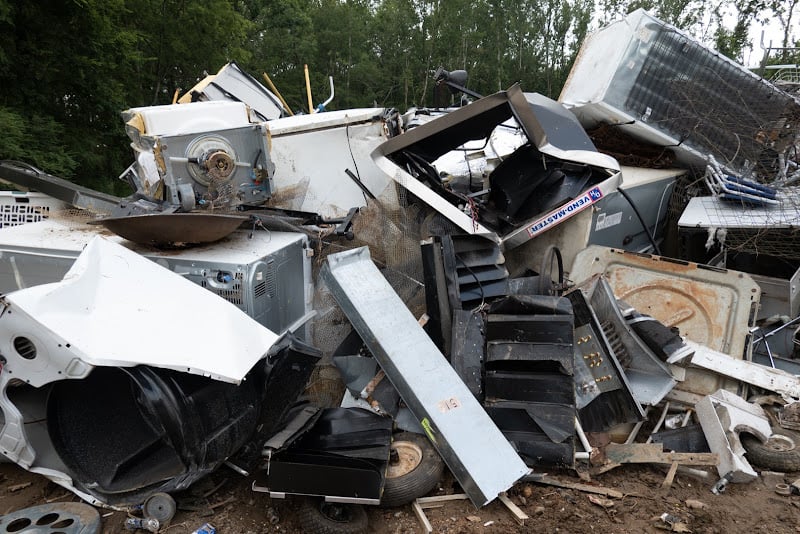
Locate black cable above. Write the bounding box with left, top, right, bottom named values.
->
left=617, top=186, right=662, bottom=256
left=538, top=245, right=564, bottom=295
left=345, top=123, right=367, bottom=202
left=456, top=255, right=485, bottom=311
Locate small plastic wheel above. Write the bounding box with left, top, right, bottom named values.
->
left=742, top=426, right=800, bottom=471
left=380, top=432, right=445, bottom=507
left=297, top=497, right=369, bottom=534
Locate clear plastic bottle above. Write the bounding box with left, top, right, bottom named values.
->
left=124, top=517, right=160, bottom=532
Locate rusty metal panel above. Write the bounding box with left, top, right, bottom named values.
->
left=570, top=246, right=761, bottom=396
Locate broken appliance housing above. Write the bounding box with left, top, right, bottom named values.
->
left=420, top=234, right=578, bottom=467
left=0, top=219, right=313, bottom=337
left=322, top=246, right=530, bottom=507
left=122, top=101, right=402, bottom=221
left=586, top=166, right=683, bottom=253
left=177, top=61, right=287, bottom=121
left=566, top=287, right=645, bottom=432
left=560, top=9, right=800, bottom=177
left=483, top=296, right=578, bottom=468
left=372, top=84, right=621, bottom=251
left=0, top=237, right=320, bottom=506
left=263, top=107, right=402, bottom=219
left=121, top=101, right=276, bottom=211
left=0, top=191, right=68, bottom=228
left=709, top=250, right=800, bottom=322
left=256, top=406, right=393, bottom=504
left=572, top=275, right=676, bottom=407
left=503, top=165, right=683, bottom=274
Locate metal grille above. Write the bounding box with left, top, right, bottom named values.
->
left=724, top=227, right=800, bottom=261
left=254, top=279, right=267, bottom=299
left=0, top=204, right=51, bottom=228
left=266, top=259, right=276, bottom=297
left=201, top=272, right=244, bottom=306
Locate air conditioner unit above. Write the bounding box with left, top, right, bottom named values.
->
left=0, top=219, right=313, bottom=336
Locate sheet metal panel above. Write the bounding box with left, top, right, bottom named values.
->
left=265, top=109, right=397, bottom=219
left=576, top=275, right=677, bottom=406
left=321, top=247, right=530, bottom=507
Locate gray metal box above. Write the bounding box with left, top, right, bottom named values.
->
left=750, top=270, right=800, bottom=320
left=587, top=166, right=683, bottom=253
left=0, top=219, right=312, bottom=335
left=707, top=251, right=800, bottom=322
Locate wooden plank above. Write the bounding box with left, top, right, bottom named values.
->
left=416, top=493, right=469, bottom=505
left=593, top=462, right=622, bottom=475
left=660, top=461, right=680, bottom=491
left=532, top=475, right=624, bottom=499
left=416, top=492, right=530, bottom=529
left=605, top=443, right=719, bottom=466
left=412, top=500, right=433, bottom=534
left=498, top=493, right=528, bottom=525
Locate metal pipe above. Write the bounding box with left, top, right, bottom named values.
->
left=575, top=417, right=593, bottom=454
left=625, top=406, right=650, bottom=444
left=320, top=76, right=335, bottom=110
left=646, top=401, right=670, bottom=444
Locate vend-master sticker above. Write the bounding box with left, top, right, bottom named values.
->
left=526, top=186, right=604, bottom=238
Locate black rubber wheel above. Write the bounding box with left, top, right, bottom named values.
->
left=380, top=431, right=445, bottom=507
left=742, top=426, right=800, bottom=471
left=297, top=497, right=369, bottom=534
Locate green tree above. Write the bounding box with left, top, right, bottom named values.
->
left=243, top=0, right=318, bottom=113
left=0, top=0, right=252, bottom=192
left=309, top=0, right=375, bottom=109
left=370, top=0, right=424, bottom=108
left=711, top=0, right=766, bottom=61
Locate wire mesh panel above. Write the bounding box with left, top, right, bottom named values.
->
left=310, top=192, right=429, bottom=364
left=621, top=28, right=800, bottom=178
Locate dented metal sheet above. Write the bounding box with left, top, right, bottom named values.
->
left=571, top=246, right=761, bottom=396
left=1, top=236, right=279, bottom=385
left=559, top=9, right=800, bottom=175
left=695, top=389, right=771, bottom=483
left=672, top=340, right=800, bottom=401
left=177, top=61, right=286, bottom=121
left=321, top=246, right=530, bottom=507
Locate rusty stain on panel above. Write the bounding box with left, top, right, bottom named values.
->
left=571, top=246, right=761, bottom=397
left=572, top=247, right=759, bottom=357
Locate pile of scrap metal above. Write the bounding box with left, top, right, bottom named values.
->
left=1, top=9, right=800, bottom=534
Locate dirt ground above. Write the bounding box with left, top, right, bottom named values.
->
left=3, top=460, right=800, bottom=534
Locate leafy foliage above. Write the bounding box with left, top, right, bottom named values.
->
left=0, top=107, right=78, bottom=177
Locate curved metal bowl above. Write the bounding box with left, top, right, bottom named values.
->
left=88, top=213, right=248, bottom=247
